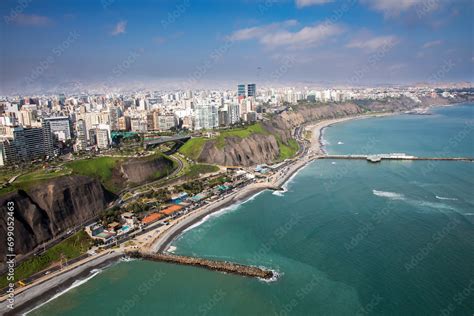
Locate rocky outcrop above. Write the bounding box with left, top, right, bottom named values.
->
left=127, top=251, right=274, bottom=279
left=0, top=176, right=115, bottom=259
left=122, top=155, right=174, bottom=184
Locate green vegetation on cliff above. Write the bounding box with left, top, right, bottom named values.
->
left=0, top=231, right=93, bottom=289
left=179, top=123, right=271, bottom=160
left=67, top=157, right=121, bottom=191
left=186, top=164, right=219, bottom=179
left=178, top=137, right=208, bottom=160
left=278, top=138, right=299, bottom=161
left=0, top=168, right=71, bottom=195
left=0, top=153, right=177, bottom=196
left=215, top=123, right=269, bottom=148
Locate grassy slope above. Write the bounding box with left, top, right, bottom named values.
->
left=67, top=157, right=122, bottom=192
left=215, top=123, right=269, bottom=148
left=178, top=137, right=208, bottom=160
left=0, top=168, right=71, bottom=195
left=277, top=138, right=299, bottom=160
left=186, top=164, right=220, bottom=179
left=0, top=231, right=93, bottom=289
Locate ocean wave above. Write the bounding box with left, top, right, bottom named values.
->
left=259, top=269, right=282, bottom=283
left=413, top=200, right=456, bottom=211
left=337, top=141, right=344, bottom=145
left=372, top=190, right=406, bottom=200
left=24, top=269, right=103, bottom=315
left=272, top=190, right=285, bottom=197
left=167, top=246, right=177, bottom=253
left=181, top=191, right=266, bottom=234
left=435, top=195, right=458, bottom=201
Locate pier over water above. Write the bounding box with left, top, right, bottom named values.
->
left=318, top=153, right=474, bottom=163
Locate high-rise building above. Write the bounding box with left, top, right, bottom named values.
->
left=43, top=117, right=71, bottom=142
left=194, top=104, right=219, bottom=130
left=157, top=115, right=177, bottom=131
left=229, top=103, right=240, bottom=125
left=75, top=119, right=87, bottom=151
left=0, top=125, right=54, bottom=165
left=96, top=129, right=110, bottom=149
left=118, top=116, right=131, bottom=131
left=238, top=84, right=246, bottom=98
left=218, top=108, right=229, bottom=126
left=247, top=84, right=256, bottom=97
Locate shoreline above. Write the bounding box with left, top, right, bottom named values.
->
left=149, top=113, right=392, bottom=254
left=1, top=111, right=400, bottom=314
left=0, top=251, right=122, bottom=315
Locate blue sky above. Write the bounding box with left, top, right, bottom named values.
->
left=0, top=0, right=473, bottom=93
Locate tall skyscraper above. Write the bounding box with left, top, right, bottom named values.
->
left=237, top=84, right=246, bottom=98
left=247, top=84, right=256, bottom=97
left=75, top=119, right=87, bottom=151
left=43, top=117, right=71, bottom=142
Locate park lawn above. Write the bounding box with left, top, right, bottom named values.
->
left=178, top=137, right=208, bottom=160
left=0, top=231, right=93, bottom=289
left=0, top=168, right=71, bottom=196
left=67, top=157, right=122, bottom=192
left=278, top=138, right=299, bottom=160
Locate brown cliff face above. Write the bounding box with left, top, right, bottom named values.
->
left=0, top=176, right=115, bottom=259
left=197, top=103, right=364, bottom=166
left=198, top=133, right=280, bottom=166
left=121, top=156, right=174, bottom=184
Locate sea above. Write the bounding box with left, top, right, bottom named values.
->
left=28, top=104, right=474, bottom=316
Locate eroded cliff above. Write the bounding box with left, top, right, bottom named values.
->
left=0, top=176, right=115, bottom=258
left=196, top=103, right=365, bottom=166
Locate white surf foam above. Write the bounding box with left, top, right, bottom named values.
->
left=182, top=190, right=266, bottom=233
left=272, top=190, right=285, bottom=197
left=435, top=195, right=458, bottom=201
left=337, top=141, right=344, bottom=145
left=24, top=268, right=103, bottom=315
left=167, top=246, right=177, bottom=253
left=259, top=269, right=281, bottom=283
left=372, top=190, right=406, bottom=200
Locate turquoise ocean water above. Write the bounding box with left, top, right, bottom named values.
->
left=30, top=104, right=474, bottom=316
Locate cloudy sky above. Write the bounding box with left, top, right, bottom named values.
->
left=0, top=0, right=473, bottom=94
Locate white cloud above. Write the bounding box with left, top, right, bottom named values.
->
left=10, top=14, right=52, bottom=27
left=422, top=40, right=443, bottom=49
left=347, top=35, right=400, bottom=51
left=228, top=20, right=298, bottom=41
left=296, top=0, right=333, bottom=8
left=111, top=20, right=127, bottom=36
left=362, top=0, right=419, bottom=17
left=229, top=20, right=343, bottom=49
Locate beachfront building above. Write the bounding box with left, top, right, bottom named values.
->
left=85, top=222, right=116, bottom=243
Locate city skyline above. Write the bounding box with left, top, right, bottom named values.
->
left=1, top=0, right=473, bottom=95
